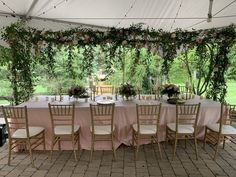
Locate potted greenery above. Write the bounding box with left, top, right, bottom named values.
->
left=119, top=83, right=136, bottom=100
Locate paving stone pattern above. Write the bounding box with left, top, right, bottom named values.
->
left=0, top=140, right=235, bottom=177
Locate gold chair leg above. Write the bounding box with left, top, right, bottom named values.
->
left=50, top=138, right=55, bottom=161
left=154, top=135, right=162, bottom=160
left=135, top=135, right=139, bottom=160
left=214, top=135, right=221, bottom=160
left=194, top=136, right=198, bottom=160
left=43, top=131, right=46, bottom=151
left=157, top=141, right=163, bottom=160
left=223, top=136, right=225, bottom=149
left=203, top=128, right=207, bottom=150
left=90, top=135, right=94, bottom=162
left=27, top=140, right=35, bottom=168
left=184, top=138, right=187, bottom=149
left=112, top=134, right=116, bottom=161
left=8, top=140, right=12, bottom=166
left=77, top=133, right=80, bottom=156
left=132, top=129, right=135, bottom=147
left=165, top=128, right=168, bottom=148
left=172, top=136, right=178, bottom=160
left=58, top=138, right=61, bottom=151
left=72, top=137, right=77, bottom=161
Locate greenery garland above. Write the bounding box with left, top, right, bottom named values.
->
left=1, top=20, right=236, bottom=104
left=66, top=46, right=75, bottom=79
left=82, top=45, right=95, bottom=77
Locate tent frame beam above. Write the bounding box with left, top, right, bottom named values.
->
left=0, top=12, right=108, bottom=30
left=26, top=0, right=39, bottom=18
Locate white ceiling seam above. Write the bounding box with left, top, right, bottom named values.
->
left=0, top=0, right=235, bottom=32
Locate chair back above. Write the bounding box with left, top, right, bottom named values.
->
left=228, top=104, right=236, bottom=123
left=152, top=86, right=162, bottom=100
left=1, top=106, right=29, bottom=139
left=217, top=103, right=228, bottom=133
left=217, top=103, right=236, bottom=133
left=100, top=86, right=114, bottom=95
left=176, top=103, right=201, bottom=132
left=178, top=86, right=186, bottom=94
left=90, top=103, right=115, bottom=133
left=136, top=103, right=162, bottom=133
left=48, top=103, right=75, bottom=133
left=178, top=85, right=193, bottom=100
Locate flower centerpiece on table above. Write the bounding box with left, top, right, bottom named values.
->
left=119, top=83, right=136, bottom=100
left=161, top=84, right=180, bottom=99
left=68, top=85, right=89, bottom=99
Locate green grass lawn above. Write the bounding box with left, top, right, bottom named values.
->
left=225, top=81, right=236, bottom=104
left=34, top=85, right=48, bottom=94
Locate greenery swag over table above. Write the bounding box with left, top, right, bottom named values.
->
left=1, top=21, right=236, bottom=104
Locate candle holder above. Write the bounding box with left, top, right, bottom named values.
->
left=92, top=85, right=96, bottom=101
left=115, top=87, right=118, bottom=101
left=153, top=86, right=161, bottom=100
left=137, top=89, right=141, bottom=100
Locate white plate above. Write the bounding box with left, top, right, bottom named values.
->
left=96, top=100, right=115, bottom=104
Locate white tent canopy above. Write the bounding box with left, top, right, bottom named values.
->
left=0, top=0, right=236, bottom=36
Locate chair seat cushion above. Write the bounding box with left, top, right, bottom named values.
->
left=12, top=127, right=44, bottom=139
left=54, top=125, right=80, bottom=135
left=207, top=123, right=236, bottom=135
left=90, top=125, right=115, bottom=135
left=132, top=124, right=157, bottom=134
left=167, top=123, right=194, bottom=134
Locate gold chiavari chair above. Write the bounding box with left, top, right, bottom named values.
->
left=90, top=103, right=116, bottom=161
left=48, top=103, right=80, bottom=161
left=2, top=106, right=45, bottom=167
left=229, top=104, right=236, bottom=124
left=100, top=86, right=114, bottom=95
left=203, top=104, right=236, bottom=160
left=132, top=103, right=162, bottom=159
left=166, top=103, right=201, bottom=160
left=178, top=86, right=186, bottom=94
left=178, top=85, right=194, bottom=100
left=152, top=86, right=163, bottom=100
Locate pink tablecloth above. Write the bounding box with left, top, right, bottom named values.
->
left=19, top=96, right=221, bottom=150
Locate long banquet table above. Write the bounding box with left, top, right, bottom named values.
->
left=18, top=95, right=221, bottom=150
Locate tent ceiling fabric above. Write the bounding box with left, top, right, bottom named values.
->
left=0, top=0, right=236, bottom=32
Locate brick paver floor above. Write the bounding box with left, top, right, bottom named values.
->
left=0, top=140, right=235, bottom=177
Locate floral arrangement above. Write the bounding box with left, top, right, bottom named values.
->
left=68, top=85, right=89, bottom=98
left=161, top=84, right=180, bottom=98
left=119, top=83, right=136, bottom=99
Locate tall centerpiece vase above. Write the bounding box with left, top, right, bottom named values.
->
left=119, top=83, right=136, bottom=102
left=124, top=95, right=131, bottom=101
left=68, top=85, right=88, bottom=104
left=74, top=96, right=79, bottom=103
left=161, top=84, right=180, bottom=104
left=167, top=93, right=179, bottom=104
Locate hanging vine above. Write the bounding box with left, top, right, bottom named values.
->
left=160, top=33, right=178, bottom=81
left=66, top=46, right=76, bottom=79
left=1, top=22, right=34, bottom=104
left=81, top=45, right=94, bottom=77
